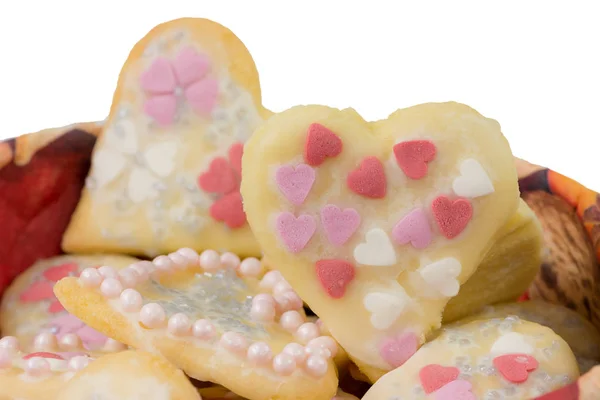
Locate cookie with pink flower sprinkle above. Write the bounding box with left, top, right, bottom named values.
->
left=0, top=254, right=135, bottom=353
left=54, top=248, right=339, bottom=400
left=62, top=17, right=271, bottom=259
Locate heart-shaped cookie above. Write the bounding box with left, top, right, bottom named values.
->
left=361, top=317, right=579, bottom=400
left=241, top=103, right=520, bottom=377
left=62, top=18, right=271, bottom=258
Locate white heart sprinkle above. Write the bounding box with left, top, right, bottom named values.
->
left=92, top=149, right=127, bottom=187
left=128, top=167, right=159, bottom=203
left=490, top=332, right=534, bottom=355
left=363, top=290, right=409, bottom=330
left=144, top=142, right=178, bottom=178
left=452, top=158, right=495, bottom=198
left=353, top=228, right=397, bottom=266
left=105, top=120, right=138, bottom=155
left=418, top=258, right=462, bottom=297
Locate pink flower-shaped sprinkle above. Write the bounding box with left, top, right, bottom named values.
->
left=140, top=47, right=219, bottom=126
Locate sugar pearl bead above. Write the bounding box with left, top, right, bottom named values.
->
left=295, top=323, right=320, bottom=344
left=260, top=271, right=283, bottom=289
left=250, top=299, right=276, bottom=322
left=98, top=266, right=118, bottom=279
left=153, top=255, right=173, bottom=272
left=168, top=313, right=191, bottom=336
left=68, top=355, right=90, bottom=371
left=120, top=289, right=143, bottom=312
left=0, top=349, right=11, bottom=368
left=273, top=281, right=293, bottom=296
left=79, top=268, right=102, bottom=287
left=247, top=342, right=272, bottom=365
left=139, top=303, right=166, bottom=328
left=192, top=319, right=216, bottom=339
left=199, top=250, right=221, bottom=271
left=25, top=357, right=50, bottom=377
left=177, top=248, right=199, bottom=265
left=33, top=333, right=58, bottom=351
left=239, top=257, right=262, bottom=277
left=273, top=353, right=296, bottom=376
left=306, top=336, right=338, bottom=358
left=104, top=338, right=127, bottom=352
left=131, top=261, right=154, bottom=277
left=0, top=337, right=19, bottom=354
left=253, top=293, right=275, bottom=305
left=118, top=269, right=139, bottom=288
left=60, top=334, right=81, bottom=350
left=220, top=252, right=241, bottom=269
left=282, top=343, right=307, bottom=363
left=280, top=311, right=304, bottom=332
left=220, top=332, right=248, bottom=354
left=305, top=345, right=331, bottom=359
left=275, top=291, right=303, bottom=312
left=305, top=355, right=328, bottom=377
left=100, top=278, right=123, bottom=298
left=168, top=252, right=188, bottom=269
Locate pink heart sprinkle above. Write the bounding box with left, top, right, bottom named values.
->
left=392, top=208, right=432, bottom=249
left=434, top=380, right=476, bottom=400
left=144, top=94, right=178, bottom=126
left=379, top=332, right=418, bottom=368
left=320, top=205, right=361, bottom=246
left=140, top=57, right=176, bottom=94
left=276, top=212, right=317, bottom=253
left=185, top=78, right=219, bottom=116
left=275, top=164, right=316, bottom=206
left=173, top=47, right=212, bottom=87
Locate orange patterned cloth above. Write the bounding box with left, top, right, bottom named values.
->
left=519, top=168, right=600, bottom=268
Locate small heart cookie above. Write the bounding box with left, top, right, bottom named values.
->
left=54, top=248, right=339, bottom=400
left=0, top=255, right=134, bottom=353
left=362, top=317, right=579, bottom=399
left=62, top=18, right=271, bottom=258
left=241, top=103, right=519, bottom=377
left=56, top=350, right=200, bottom=400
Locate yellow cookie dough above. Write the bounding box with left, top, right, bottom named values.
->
left=57, top=350, right=200, bottom=400
left=442, top=199, right=543, bottom=323
left=241, top=103, right=520, bottom=378
left=363, top=317, right=579, bottom=399
left=62, top=17, right=272, bottom=258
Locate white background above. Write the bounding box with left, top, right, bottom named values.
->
left=0, top=1, right=598, bottom=190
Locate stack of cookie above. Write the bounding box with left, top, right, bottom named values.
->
left=0, top=17, right=599, bottom=400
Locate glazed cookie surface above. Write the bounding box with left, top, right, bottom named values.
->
left=241, top=103, right=520, bottom=377
left=0, top=335, right=95, bottom=399
left=56, top=350, right=200, bottom=400
left=54, top=249, right=339, bottom=400
left=362, top=317, right=579, bottom=400
left=461, top=300, right=600, bottom=372
left=0, top=254, right=134, bottom=353
left=62, top=17, right=270, bottom=258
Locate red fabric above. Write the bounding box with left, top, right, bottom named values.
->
left=0, top=130, right=95, bottom=295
